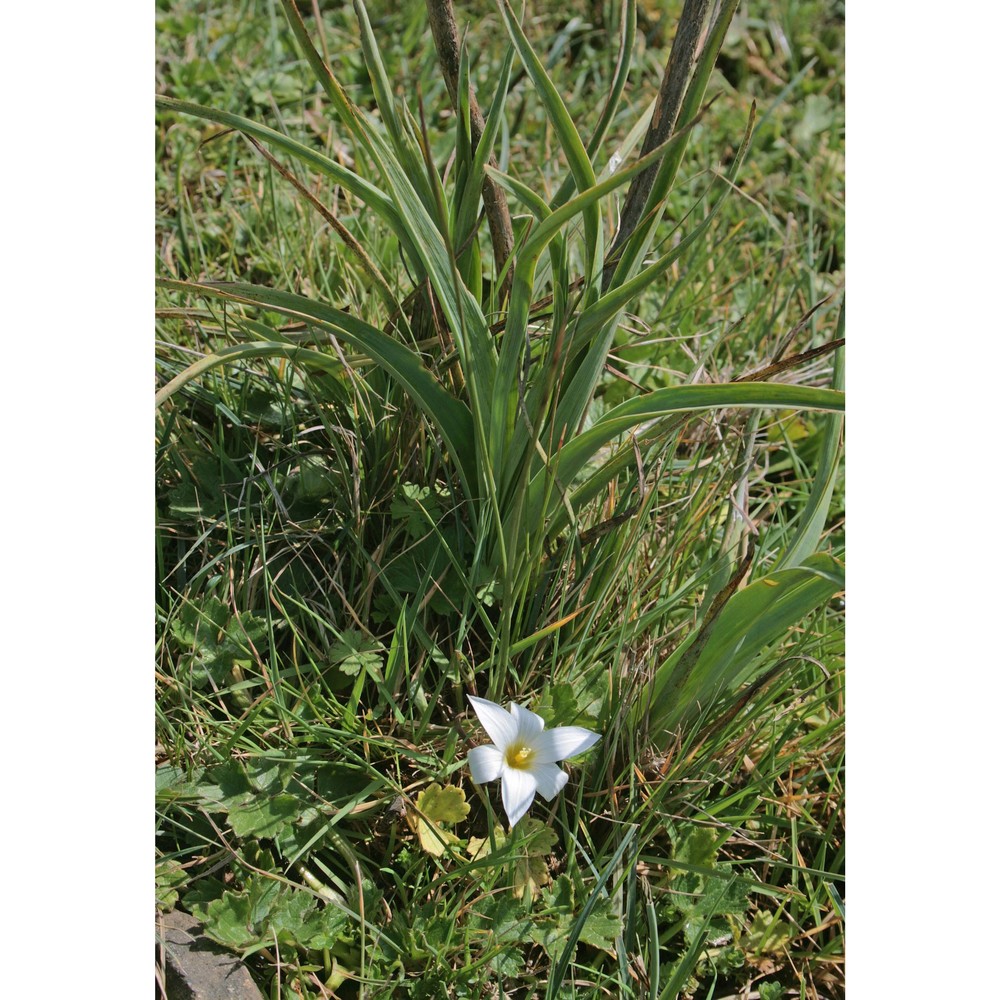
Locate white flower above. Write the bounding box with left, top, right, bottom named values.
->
left=465, top=695, right=601, bottom=828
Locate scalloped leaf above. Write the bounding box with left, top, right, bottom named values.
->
left=408, top=783, right=470, bottom=857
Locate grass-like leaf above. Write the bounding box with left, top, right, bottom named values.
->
left=155, top=278, right=477, bottom=493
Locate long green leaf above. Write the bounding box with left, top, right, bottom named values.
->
left=155, top=279, right=476, bottom=493
left=155, top=95, right=393, bottom=224
left=277, top=0, right=378, bottom=160
left=548, top=104, right=756, bottom=460
left=352, top=0, right=407, bottom=155
left=495, top=0, right=599, bottom=283
left=552, top=0, right=637, bottom=208
left=455, top=43, right=516, bottom=248
left=547, top=825, right=637, bottom=997
left=527, top=382, right=844, bottom=522
left=576, top=106, right=754, bottom=346
left=364, top=117, right=497, bottom=385
left=642, top=552, right=844, bottom=733
left=486, top=119, right=706, bottom=482
left=353, top=0, right=437, bottom=218
left=776, top=312, right=845, bottom=570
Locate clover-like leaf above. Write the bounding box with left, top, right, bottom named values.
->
left=390, top=482, right=444, bottom=537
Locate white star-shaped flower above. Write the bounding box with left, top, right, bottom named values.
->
left=465, top=695, right=601, bottom=828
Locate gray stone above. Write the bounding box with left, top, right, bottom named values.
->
left=156, top=909, right=265, bottom=1000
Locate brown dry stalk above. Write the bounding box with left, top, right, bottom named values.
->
left=426, top=0, right=514, bottom=304
left=604, top=0, right=710, bottom=287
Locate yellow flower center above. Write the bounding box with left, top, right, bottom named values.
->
left=505, top=744, right=535, bottom=769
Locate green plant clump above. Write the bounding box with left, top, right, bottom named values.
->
left=156, top=0, right=844, bottom=996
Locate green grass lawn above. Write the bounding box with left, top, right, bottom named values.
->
left=156, top=1, right=844, bottom=996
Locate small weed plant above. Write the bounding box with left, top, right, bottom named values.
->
left=156, top=1, right=845, bottom=996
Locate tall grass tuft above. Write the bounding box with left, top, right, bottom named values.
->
left=156, top=1, right=844, bottom=996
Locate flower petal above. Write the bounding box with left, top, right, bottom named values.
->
left=467, top=695, right=517, bottom=749
left=509, top=701, right=545, bottom=743
left=501, top=765, right=538, bottom=828
left=467, top=744, right=504, bottom=784
left=532, top=725, right=601, bottom=764
left=531, top=761, right=569, bottom=801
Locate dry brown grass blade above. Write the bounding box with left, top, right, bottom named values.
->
left=734, top=338, right=846, bottom=384
left=242, top=133, right=399, bottom=313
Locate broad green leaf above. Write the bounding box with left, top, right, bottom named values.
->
left=169, top=596, right=228, bottom=649
left=245, top=753, right=298, bottom=796
left=203, top=891, right=260, bottom=951
left=267, top=891, right=318, bottom=945
left=673, top=826, right=720, bottom=868
left=329, top=628, right=385, bottom=678
left=228, top=794, right=301, bottom=839
left=167, top=596, right=267, bottom=688
left=468, top=891, right=533, bottom=943
left=747, top=911, right=795, bottom=955
left=528, top=913, right=568, bottom=957
left=467, top=824, right=507, bottom=862
left=577, top=897, right=623, bottom=953
left=759, top=981, right=787, bottom=1000
left=513, top=818, right=559, bottom=899
left=266, top=890, right=350, bottom=951
left=547, top=826, right=636, bottom=998
left=156, top=764, right=201, bottom=804
left=416, top=783, right=470, bottom=825
left=515, top=851, right=552, bottom=900
left=299, top=911, right=352, bottom=957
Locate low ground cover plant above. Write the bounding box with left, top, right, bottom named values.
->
left=156, top=1, right=844, bottom=995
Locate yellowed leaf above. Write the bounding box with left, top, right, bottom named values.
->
left=405, top=783, right=470, bottom=857
left=467, top=825, right=507, bottom=861
left=514, top=852, right=551, bottom=900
